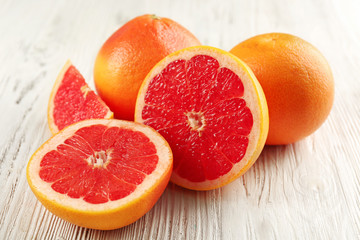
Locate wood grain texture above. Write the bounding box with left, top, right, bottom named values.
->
left=0, top=0, right=359, bottom=239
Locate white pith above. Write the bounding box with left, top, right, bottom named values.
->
left=86, top=150, right=110, bottom=168
left=186, top=111, right=205, bottom=132
left=135, top=46, right=266, bottom=190
left=28, top=119, right=172, bottom=211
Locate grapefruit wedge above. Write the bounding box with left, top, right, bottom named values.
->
left=135, top=46, right=269, bottom=190
left=27, top=119, right=172, bottom=230
left=48, top=61, right=113, bottom=134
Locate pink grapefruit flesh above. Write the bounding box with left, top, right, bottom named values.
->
left=40, top=124, right=158, bottom=204
left=48, top=61, right=113, bottom=134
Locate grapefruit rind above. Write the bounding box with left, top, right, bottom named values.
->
left=135, top=46, right=269, bottom=190
left=48, top=60, right=114, bottom=135
left=27, top=119, right=172, bottom=230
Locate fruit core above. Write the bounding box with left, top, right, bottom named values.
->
left=186, top=111, right=205, bottom=131
left=87, top=150, right=110, bottom=168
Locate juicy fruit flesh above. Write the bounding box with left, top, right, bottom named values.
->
left=141, top=55, right=253, bottom=182
left=39, top=124, right=158, bottom=204
left=54, top=66, right=110, bottom=131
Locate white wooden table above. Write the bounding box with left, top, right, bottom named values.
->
left=1, top=0, right=359, bottom=239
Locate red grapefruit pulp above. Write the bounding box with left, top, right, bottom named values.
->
left=48, top=61, right=113, bottom=134
left=41, top=124, right=158, bottom=203
left=135, top=46, right=269, bottom=190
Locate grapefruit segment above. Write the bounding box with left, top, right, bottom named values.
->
left=135, top=46, right=269, bottom=190
left=48, top=61, right=113, bottom=134
left=27, top=119, right=172, bottom=230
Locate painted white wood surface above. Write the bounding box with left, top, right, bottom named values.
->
left=0, top=0, right=359, bottom=239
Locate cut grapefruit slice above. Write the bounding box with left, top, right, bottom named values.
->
left=48, top=61, right=113, bottom=134
left=135, top=46, right=269, bottom=190
left=27, top=119, right=172, bottom=230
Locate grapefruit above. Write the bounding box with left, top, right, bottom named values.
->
left=135, top=46, right=269, bottom=190
left=94, top=14, right=201, bottom=120
left=230, top=33, right=334, bottom=145
left=27, top=119, right=172, bottom=230
left=48, top=61, right=113, bottom=134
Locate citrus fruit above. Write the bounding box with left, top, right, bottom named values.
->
left=26, top=119, right=172, bottom=230
left=94, top=14, right=201, bottom=120
left=48, top=60, right=113, bottom=134
left=135, top=46, right=269, bottom=190
left=230, top=33, right=334, bottom=145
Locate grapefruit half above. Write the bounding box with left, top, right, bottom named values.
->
left=27, top=119, right=172, bottom=230
left=48, top=61, right=113, bottom=134
left=135, top=46, right=269, bottom=190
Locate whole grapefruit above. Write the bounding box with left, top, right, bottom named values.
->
left=94, top=14, right=201, bottom=120
left=230, top=33, right=334, bottom=145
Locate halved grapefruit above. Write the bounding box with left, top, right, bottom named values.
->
left=135, top=46, right=269, bottom=190
left=27, top=119, right=172, bottom=230
left=48, top=61, right=113, bottom=134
